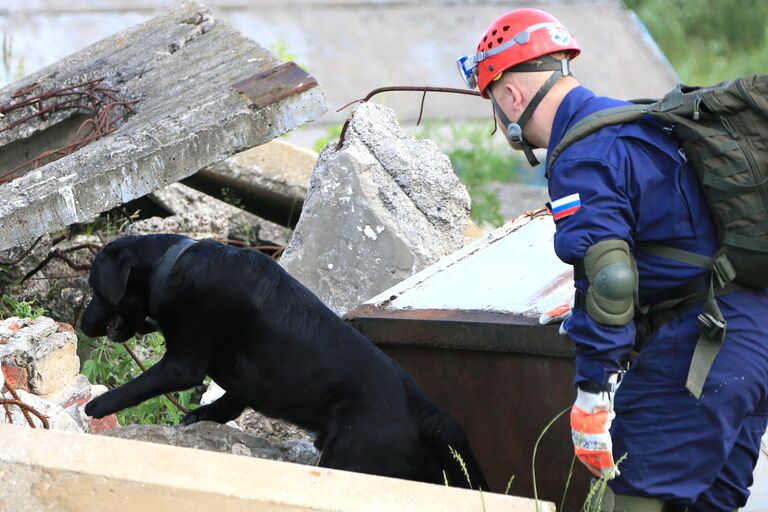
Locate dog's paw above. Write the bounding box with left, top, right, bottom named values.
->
left=182, top=408, right=206, bottom=425
left=84, top=395, right=112, bottom=419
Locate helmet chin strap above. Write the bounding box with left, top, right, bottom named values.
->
left=487, top=59, right=568, bottom=166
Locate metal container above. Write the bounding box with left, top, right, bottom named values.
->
left=346, top=213, right=593, bottom=510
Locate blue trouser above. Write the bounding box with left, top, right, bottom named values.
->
left=609, top=289, right=768, bottom=510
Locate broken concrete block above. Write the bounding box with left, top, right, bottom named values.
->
left=0, top=317, right=80, bottom=396
left=183, top=138, right=317, bottom=228
left=0, top=1, right=326, bottom=252
left=147, top=182, right=293, bottom=246
left=125, top=208, right=232, bottom=241
left=102, top=421, right=320, bottom=466
left=280, top=102, right=471, bottom=315
left=0, top=234, right=99, bottom=328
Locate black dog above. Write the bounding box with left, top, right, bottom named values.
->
left=80, top=234, right=487, bottom=489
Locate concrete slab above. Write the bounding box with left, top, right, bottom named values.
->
left=0, top=424, right=555, bottom=511
left=1, top=0, right=677, bottom=134
left=0, top=1, right=326, bottom=252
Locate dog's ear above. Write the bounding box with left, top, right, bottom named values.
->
left=97, top=255, right=133, bottom=305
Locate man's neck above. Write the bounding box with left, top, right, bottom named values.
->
left=526, top=76, right=580, bottom=149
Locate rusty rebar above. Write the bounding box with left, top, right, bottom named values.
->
left=0, top=365, right=48, bottom=429
left=335, top=85, right=482, bottom=149
left=0, top=79, right=137, bottom=185
left=0, top=399, right=49, bottom=429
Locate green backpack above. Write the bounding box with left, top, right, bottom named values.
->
left=548, top=74, right=768, bottom=398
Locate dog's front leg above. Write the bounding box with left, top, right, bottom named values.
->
left=182, top=392, right=247, bottom=425
left=85, top=353, right=205, bottom=419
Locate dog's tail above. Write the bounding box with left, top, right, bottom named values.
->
left=427, top=411, right=490, bottom=492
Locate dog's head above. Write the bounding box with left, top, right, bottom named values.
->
left=80, top=237, right=158, bottom=342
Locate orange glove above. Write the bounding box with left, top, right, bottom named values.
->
left=539, top=302, right=572, bottom=336
left=570, top=376, right=620, bottom=479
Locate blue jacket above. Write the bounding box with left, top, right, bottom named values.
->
left=546, top=86, right=719, bottom=387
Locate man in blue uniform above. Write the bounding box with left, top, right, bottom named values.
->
left=457, top=8, right=768, bottom=510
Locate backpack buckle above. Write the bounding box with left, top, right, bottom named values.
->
left=697, top=312, right=725, bottom=339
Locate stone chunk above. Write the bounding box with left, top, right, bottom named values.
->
left=280, top=102, right=471, bottom=315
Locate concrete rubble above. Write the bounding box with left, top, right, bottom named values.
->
left=102, top=421, right=319, bottom=466
left=182, top=138, right=317, bottom=229
left=280, top=102, right=471, bottom=316
left=0, top=316, right=116, bottom=433
left=201, top=380, right=316, bottom=448
left=0, top=0, right=326, bottom=252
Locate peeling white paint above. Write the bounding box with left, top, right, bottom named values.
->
left=363, top=225, right=378, bottom=240
left=365, top=214, right=572, bottom=316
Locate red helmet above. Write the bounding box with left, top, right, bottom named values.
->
left=457, top=9, right=581, bottom=98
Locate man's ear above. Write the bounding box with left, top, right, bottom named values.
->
left=97, top=255, right=132, bottom=305
left=505, top=81, right=525, bottom=113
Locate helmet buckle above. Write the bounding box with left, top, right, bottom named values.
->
left=507, top=123, right=523, bottom=143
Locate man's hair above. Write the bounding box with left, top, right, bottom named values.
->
left=490, top=51, right=571, bottom=94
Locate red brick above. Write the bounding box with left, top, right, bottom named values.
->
left=89, top=414, right=119, bottom=434
left=56, top=322, right=75, bottom=333
left=1, top=364, right=29, bottom=392
left=62, top=391, right=92, bottom=410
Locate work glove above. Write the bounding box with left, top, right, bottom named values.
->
left=538, top=301, right=572, bottom=336
left=570, top=374, right=620, bottom=480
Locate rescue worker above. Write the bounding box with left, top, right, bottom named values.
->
left=457, top=8, right=768, bottom=511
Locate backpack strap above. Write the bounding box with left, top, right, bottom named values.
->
left=547, top=104, right=650, bottom=170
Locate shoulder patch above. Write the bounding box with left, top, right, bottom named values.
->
left=550, top=193, right=581, bottom=221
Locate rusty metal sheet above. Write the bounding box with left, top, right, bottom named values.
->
left=379, top=343, right=592, bottom=509
left=345, top=306, right=574, bottom=358
left=233, top=62, right=318, bottom=109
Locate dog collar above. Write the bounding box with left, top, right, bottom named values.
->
left=146, top=238, right=197, bottom=328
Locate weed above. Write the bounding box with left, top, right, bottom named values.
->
left=447, top=445, right=486, bottom=511
left=581, top=454, right=627, bottom=512
left=532, top=405, right=571, bottom=512
left=270, top=37, right=299, bottom=64
left=504, top=474, right=516, bottom=495
left=1, top=32, right=25, bottom=87
left=0, top=295, right=45, bottom=320
left=418, top=120, right=542, bottom=227
left=79, top=332, right=198, bottom=426
left=312, top=124, right=343, bottom=153
left=221, top=187, right=245, bottom=210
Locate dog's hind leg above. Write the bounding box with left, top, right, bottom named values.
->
left=182, top=392, right=247, bottom=425
left=426, top=412, right=489, bottom=491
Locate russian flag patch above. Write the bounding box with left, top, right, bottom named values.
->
left=549, top=193, right=581, bottom=221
